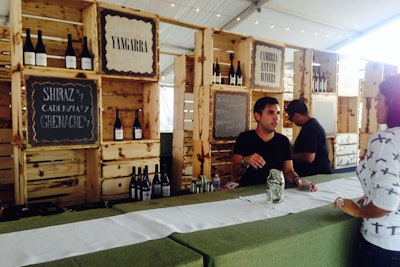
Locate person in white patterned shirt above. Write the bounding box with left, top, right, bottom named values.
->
left=334, top=74, right=400, bottom=266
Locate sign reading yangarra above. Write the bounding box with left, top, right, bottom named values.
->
left=100, top=8, right=157, bottom=77
left=26, top=76, right=98, bottom=147
left=251, top=40, right=284, bottom=91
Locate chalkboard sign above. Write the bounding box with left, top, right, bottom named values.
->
left=26, top=76, right=98, bottom=147
left=213, top=91, right=249, bottom=140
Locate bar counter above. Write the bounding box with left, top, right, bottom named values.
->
left=1, top=172, right=361, bottom=267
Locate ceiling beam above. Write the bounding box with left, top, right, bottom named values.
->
left=221, top=0, right=270, bottom=30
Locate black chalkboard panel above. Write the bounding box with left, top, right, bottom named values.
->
left=213, top=91, right=249, bottom=140
left=26, top=76, right=98, bottom=147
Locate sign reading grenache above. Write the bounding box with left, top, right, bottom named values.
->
left=251, top=40, right=284, bottom=91
left=26, top=76, right=98, bottom=147
left=100, top=8, right=157, bottom=77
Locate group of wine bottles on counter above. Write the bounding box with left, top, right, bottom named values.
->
left=212, top=53, right=242, bottom=86
left=312, top=71, right=328, bottom=92
left=129, top=164, right=171, bottom=201
left=23, top=28, right=92, bottom=70
left=113, top=109, right=142, bottom=141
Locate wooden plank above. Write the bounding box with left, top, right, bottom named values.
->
left=0, top=144, right=13, bottom=156
left=26, top=159, right=85, bottom=180
left=26, top=149, right=85, bottom=162
left=101, top=141, right=160, bottom=161
left=102, top=158, right=158, bottom=179
left=0, top=129, right=12, bottom=143
left=101, top=176, right=130, bottom=197
left=0, top=169, right=14, bottom=184
left=337, top=96, right=359, bottom=133
left=0, top=157, right=13, bottom=169
left=28, top=175, right=85, bottom=196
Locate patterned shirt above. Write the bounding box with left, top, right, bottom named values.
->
left=356, top=127, right=400, bottom=251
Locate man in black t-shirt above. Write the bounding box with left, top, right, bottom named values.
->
left=231, top=96, right=318, bottom=191
left=286, top=99, right=332, bottom=177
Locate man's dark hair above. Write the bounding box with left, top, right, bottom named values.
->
left=254, top=96, right=279, bottom=115
left=285, top=99, right=308, bottom=116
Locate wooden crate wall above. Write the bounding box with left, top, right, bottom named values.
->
left=211, top=143, right=234, bottom=184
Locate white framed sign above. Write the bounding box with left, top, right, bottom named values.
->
left=100, top=8, right=157, bottom=77
left=251, top=40, right=284, bottom=91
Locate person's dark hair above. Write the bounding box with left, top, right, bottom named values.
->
left=379, top=74, right=400, bottom=128
left=285, top=99, right=308, bottom=116
left=253, top=96, right=279, bottom=115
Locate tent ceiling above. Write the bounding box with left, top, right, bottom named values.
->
left=100, top=0, right=400, bottom=83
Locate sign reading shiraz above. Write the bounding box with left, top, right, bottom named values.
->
left=26, top=76, right=98, bottom=147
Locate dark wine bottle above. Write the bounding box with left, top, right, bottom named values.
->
left=236, top=61, right=242, bottom=86
left=161, top=164, right=171, bottom=197
left=321, top=72, right=326, bottom=92
left=80, top=36, right=92, bottom=70
left=65, top=34, right=76, bottom=69
left=212, top=62, right=216, bottom=84
left=133, top=109, right=142, bottom=140
left=129, top=166, right=137, bottom=201
left=35, top=30, right=47, bottom=67
left=228, top=53, right=236, bottom=86
left=141, top=165, right=151, bottom=201
left=215, top=58, right=221, bottom=84
left=135, top=167, right=143, bottom=201
left=113, top=109, right=123, bottom=141
left=312, top=71, right=318, bottom=92
left=23, top=28, right=35, bottom=66
left=151, top=164, right=161, bottom=198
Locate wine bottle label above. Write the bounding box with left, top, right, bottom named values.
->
left=162, top=186, right=170, bottom=197
left=236, top=76, right=243, bottom=86
left=229, top=74, right=236, bottom=85
left=114, top=129, right=123, bottom=140
left=36, top=53, right=47, bottom=67
left=216, top=75, right=221, bottom=84
left=134, top=128, right=142, bottom=139
left=81, top=57, right=92, bottom=70
left=66, top=56, right=77, bottom=69
left=152, top=184, right=161, bottom=196
left=142, top=190, right=151, bottom=201
left=130, top=188, right=136, bottom=199
left=24, top=52, right=35, bottom=66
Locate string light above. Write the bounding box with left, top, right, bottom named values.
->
left=162, top=0, right=348, bottom=41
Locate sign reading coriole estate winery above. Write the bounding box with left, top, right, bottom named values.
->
left=251, top=40, right=284, bottom=91
left=26, top=76, right=98, bottom=147
left=100, top=8, right=157, bottom=77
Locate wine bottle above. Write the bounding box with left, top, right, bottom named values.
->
left=135, top=167, right=143, bottom=201
left=161, top=164, right=171, bottom=197
left=141, top=165, right=151, bottom=201
left=80, top=36, right=92, bottom=70
left=318, top=72, right=323, bottom=92
left=312, top=71, right=317, bottom=92
left=65, top=34, right=76, bottom=69
left=215, top=59, right=221, bottom=84
left=212, top=62, right=216, bottom=84
left=129, top=166, right=137, bottom=201
left=113, top=109, right=123, bottom=141
left=236, top=61, right=243, bottom=86
left=132, top=109, right=142, bottom=140
left=23, top=28, right=35, bottom=66
left=151, top=164, right=161, bottom=198
left=321, top=72, right=326, bottom=92
left=228, top=54, right=236, bottom=86
left=35, top=30, right=47, bottom=67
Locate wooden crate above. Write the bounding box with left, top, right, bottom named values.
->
left=20, top=0, right=97, bottom=69
left=25, top=148, right=97, bottom=207
left=337, top=96, right=359, bottom=133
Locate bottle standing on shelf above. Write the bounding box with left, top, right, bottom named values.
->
left=319, top=72, right=324, bottom=92
left=314, top=72, right=320, bottom=92
left=152, top=164, right=162, bottom=198
left=113, top=109, right=123, bottom=141
left=35, top=30, right=47, bottom=67
left=161, top=164, right=171, bottom=197
left=132, top=109, right=142, bottom=140
left=129, top=166, right=137, bottom=201
left=212, top=62, right=216, bottom=84
left=80, top=36, right=92, bottom=70
left=215, top=59, right=221, bottom=84
left=141, top=165, right=151, bottom=201
left=65, top=34, right=76, bottom=69
left=135, top=167, right=143, bottom=201
left=236, top=61, right=242, bottom=86
left=228, top=53, right=236, bottom=85
left=321, top=72, right=326, bottom=92
left=312, top=71, right=317, bottom=92
left=23, top=28, right=35, bottom=66
left=213, top=174, right=221, bottom=191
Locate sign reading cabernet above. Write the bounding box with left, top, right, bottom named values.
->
left=26, top=76, right=98, bottom=147
left=251, top=40, right=284, bottom=91
left=100, top=8, right=157, bottom=77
